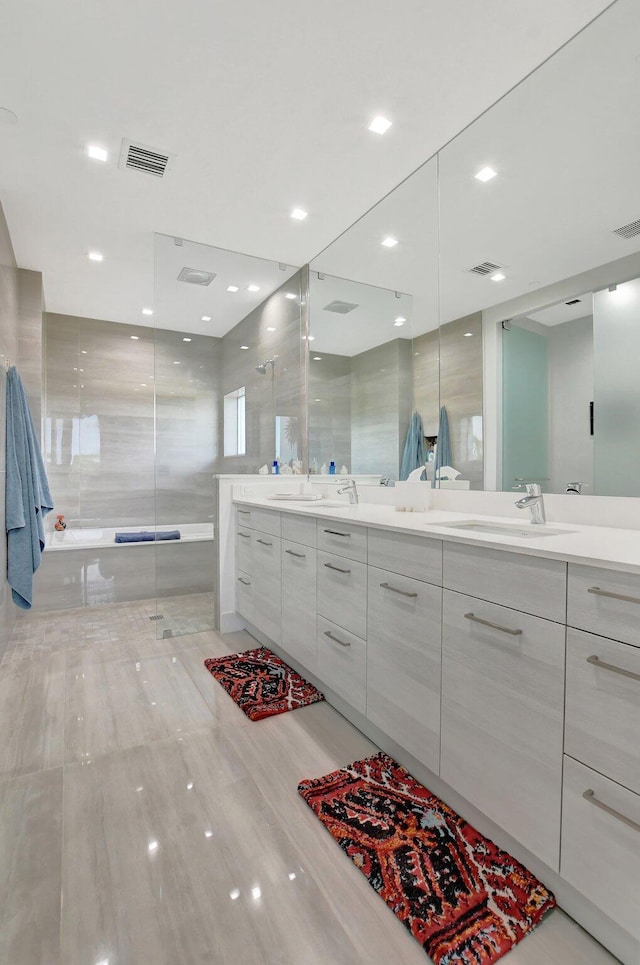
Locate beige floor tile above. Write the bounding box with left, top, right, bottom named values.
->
left=0, top=767, right=63, bottom=965
left=0, top=652, right=65, bottom=779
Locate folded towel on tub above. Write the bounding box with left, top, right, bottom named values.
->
left=114, top=530, right=181, bottom=543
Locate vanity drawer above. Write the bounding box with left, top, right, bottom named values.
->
left=236, top=506, right=252, bottom=527
left=443, top=542, right=566, bottom=623
left=567, top=564, right=640, bottom=645
left=236, top=527, right=253, bottom=574
left=317, top=519, right=367, bottom=562
left=565, top=628, right=640, bottom=794
left=249, top=507, right=282, bottom=538
left=235, top=569, right=254, bottom=625
left=281, top=539, right=317, bottom=672
left=281, top=512, right=317, bottom=548
left=317, top=616, right=366, bottom=715
left=367, top=528, right=442, bottom=585
left=317, top=551, right=367, bottom=639
left=367, top=567, right=442, bottom=772
left=251, top=534, right=281, bottom=644
left=441, top=589, right=565, bottom=869
left=561, top=756, right=640, bottom=939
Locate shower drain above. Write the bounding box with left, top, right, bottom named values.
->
left=149, top=614, right=165, bottom=621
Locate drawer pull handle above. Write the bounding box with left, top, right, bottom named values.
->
left=238, top=532, right=250, bottom=539
left=582, top=789, right=640, bottom=833
left=324, top=630, right=351, bottom=648
left=464, top=612, right=523, bottom=636
left=324, top=562, right=351, bottom=575
left=285, top=549, right=306, bottom=559
left=237, top=577, right=251, bottom=586
left=237, top=510, right=250, bottom=515
left=324, top=528, right=351, bottom=537
left=587, top=586, right=640, bottom=605
left=380, top=582, right=418, bottom=599
left=257, top=538, right=273, bottom=546
left=586, top=654, right=640, bottom=682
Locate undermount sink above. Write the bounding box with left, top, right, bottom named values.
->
left=431, top=520, right=575, bottom=539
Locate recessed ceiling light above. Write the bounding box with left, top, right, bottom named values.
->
left=285, top=293, right=297, bottom=300
left=368, top=115, right=392, bottom=135
left=88, top=251, right=103, bottom=262
left=227, top=285, right=239, bottom=293
left=490, top=272, right=506, bottom=281
left=266, top=326, right=276, bottom=332
left=240, top=345, right=249, bottom=350
left=182, top=337, right=192, bottom=342
left=395, top=316, right=406, bottom=323
left=394, top=320, right=405, bottom=327
left=313, top=356, right=322, bottom=361
left=201, top=315, right=211, bottom=322
left=463, top=332, right=474, bottom=337
left=381, top=236, right=398, bottom=248
left=290, top=208, right=308, bottom=221
left=475, top=166, right=498, bottom=182
left=247, top=284, right=260, bottom=292
left=87, top=144, right=108, bottom=162
left=130, top=335, right=139, bottom=340
left=142, top=307, right=153, bottom=316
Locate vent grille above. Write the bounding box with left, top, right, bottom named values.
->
left=120, top=139, right=173, bottom=177
left=565, top=299, right=582, bottom=306
left=468, top=261, right=502, bottom=276
left=323, top=300, right=359, bottom=314
left=612, top=218, right=640, bottom=240
left=177, top=267, right=216, bottom=286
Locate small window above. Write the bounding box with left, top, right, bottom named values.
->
left=224, top=386, right=246, bottom=456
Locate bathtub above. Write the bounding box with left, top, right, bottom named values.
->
left=32, top=523, right=216, bottom=612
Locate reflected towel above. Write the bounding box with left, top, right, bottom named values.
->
left=114, top=530, right=181, bottom=543
left=433, top=405, right=452, bottom=488
left=400, top=411, right=426, bottom=480
left=6, top=366, right=54, bottom=609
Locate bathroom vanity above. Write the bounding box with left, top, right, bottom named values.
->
left=233, top=496, right=640, bottom=965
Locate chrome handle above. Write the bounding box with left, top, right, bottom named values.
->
left=237, top=577, right=251, bottom=586
left=587, top=654, right=640, bottom=682
left=237, top=510, right=250, bottom=515
left=257, top=538, right=272, bottom=546
left=582, top=789, right=640, bottom=833
left=588, top=586, right=640, bottom=605
left=464, top=612, right=523, bottom=636
left=324, top=528, right=351, bottom=537
left=285, top=549, right=306, bottom=559
left=237, top=532, right=250, bottom=539
left=380, top=582, right=418, bottom=599
left=324, top=562, right=351, bottom=574
left=324, top=630, right=351, bottom=648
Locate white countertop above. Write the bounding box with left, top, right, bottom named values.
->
left=233, top=495, right=640, bottom=575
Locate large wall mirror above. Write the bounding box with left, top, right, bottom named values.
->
left=438, top=0, right=640, bottom=497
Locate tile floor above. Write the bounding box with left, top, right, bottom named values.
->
left=0, top=600, right=618, bottom=965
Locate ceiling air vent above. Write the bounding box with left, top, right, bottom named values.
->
left=177, top=267, right=216, bottom=286
left=565, top=299, right=582, bottom=306
left=323, top=300, right=359, bottom=314
left=468, top=261, right=502, bottom=276
left=612, top=218, right=640, bottom=240
left=120, top=139, right=173, bottom=177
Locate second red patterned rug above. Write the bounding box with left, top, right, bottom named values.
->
left=298, top=752, right=555, bottom=965
left=204, top=646, right=324, bottom=721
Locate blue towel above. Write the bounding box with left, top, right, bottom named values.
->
left=115, top=530, right=181, bottom=543
left=6, top=367, right=53, bottom=609
left=400, top=411, right=426, bottom=480
left=433, top=405, right=452, bottom=488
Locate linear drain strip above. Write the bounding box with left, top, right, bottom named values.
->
left=149, top=614, right=165, bottom=621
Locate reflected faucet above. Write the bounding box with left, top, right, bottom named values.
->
left=337, top=478, right=359, bottom=505
left=514, top=483, right=546, bottom=524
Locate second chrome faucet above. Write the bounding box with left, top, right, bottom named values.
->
left=515, top=482, right=546, bottom=524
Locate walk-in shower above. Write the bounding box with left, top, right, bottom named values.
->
left=255, top=355, right=278, bottom=375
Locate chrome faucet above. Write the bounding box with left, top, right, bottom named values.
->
left=337, top=477, right=359, bottom=505
left=514, top=483, right=546, bottom=524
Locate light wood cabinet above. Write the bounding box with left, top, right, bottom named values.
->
left=440, top=589, right=565, bottom=869
left=235, top=569, right=254, bottom=625
left=281, top=512, right=316, bottom=548
left=568, top=563, right=640, bottom=646
left=316, top=615, right=367, bottom=714
left=317, top=550, right=367, bottom=639
left=281, top=539, right=317, bottom=672
left=366, top=566, right=442, bottom=772
left=251, top=532, right=282, bottom=645
left=316, top=519, right=367, bottom=562
left=367, top=528, right=442, bottom=585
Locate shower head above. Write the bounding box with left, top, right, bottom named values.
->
left=255, top=355, right=278, bottom=375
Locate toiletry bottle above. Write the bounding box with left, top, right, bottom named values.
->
left=320, top=462, right=328, bottom=475
left=54, top=514, right=67, bottom=531
left=310, top=458, right=318, bottom=475
left=272, top=460, right=279, bottom=475
left=329, top=461, right=336, bottom=475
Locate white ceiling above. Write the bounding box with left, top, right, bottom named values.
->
left=309, top=273, right=412, bottom=356
left=527, top=298, right=594, bottom=327
left=0, top=0, right=613, bottom=329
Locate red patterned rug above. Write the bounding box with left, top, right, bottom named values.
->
left=204, top=646, right=324, bottom=721
left=299, top=752, right=555, bottom=964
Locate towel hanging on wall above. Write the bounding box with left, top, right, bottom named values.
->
left=5, top=366, right=53, bottom=609
left=400, top=410, right=426, bottom=480
left=432, top=405, right=452, bottom=488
